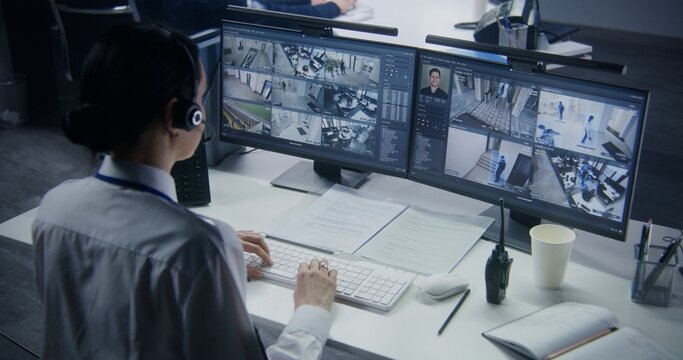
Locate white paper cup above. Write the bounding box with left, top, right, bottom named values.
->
left=530, top=224, right=576, bottom=289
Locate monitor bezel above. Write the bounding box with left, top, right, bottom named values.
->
left=408, top=47, right=650, bottom=241
left=218, top=20, right=420, bottom=179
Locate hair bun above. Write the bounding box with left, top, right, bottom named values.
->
left=63, top=103, right=115, bottom=152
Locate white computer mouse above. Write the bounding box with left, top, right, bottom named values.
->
left=418, top=273, right=469, bottom=300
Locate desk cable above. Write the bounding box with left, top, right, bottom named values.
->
left=453, top=22, right=478, bottom=30
left=234, top=147, right=260, bottom=155
left=662, top=229, right=683, bottom=276
left=200, top=56, right=221, bottom=145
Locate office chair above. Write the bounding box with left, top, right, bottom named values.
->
left=49, top=0, right=141, bottom=82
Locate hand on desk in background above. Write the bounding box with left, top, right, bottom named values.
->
left=312, top=0, right=358, bottom=14
left=238, top=230, right=272, bottom=278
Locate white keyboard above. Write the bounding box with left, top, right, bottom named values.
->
left=244, top=239, right=415, bottom=311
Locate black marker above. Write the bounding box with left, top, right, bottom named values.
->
left=485, top=198, right=513, bottom=304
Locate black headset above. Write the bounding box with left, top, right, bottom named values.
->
left=159, top=27, right=204, bottom=131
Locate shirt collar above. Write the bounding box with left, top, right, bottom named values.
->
left=98, top=155, right=178, bottom=203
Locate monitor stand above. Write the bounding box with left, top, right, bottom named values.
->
left=479, top=206, right=541, bottom=254
left=271, top=160, right=369, bottom=194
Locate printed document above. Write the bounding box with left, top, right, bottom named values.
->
left=271, top=184, right=406, bottom=253
left=271, top=185, right=494, bottom=274
left=357, top=206, right=493, bottom=274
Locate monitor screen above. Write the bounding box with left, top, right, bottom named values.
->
left=219, top=21, right=417, bottom=190
left=409, top=49, right=649, bottom=245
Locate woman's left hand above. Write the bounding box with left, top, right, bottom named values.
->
left=238, top=230, right=272, bottom=279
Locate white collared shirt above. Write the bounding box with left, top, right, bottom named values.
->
left=32, top=156, right=332, bottom=359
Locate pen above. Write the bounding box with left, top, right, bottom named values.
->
left=638, top=219, right=652, bottom=261
left=437, top=288, right=470, bottom=336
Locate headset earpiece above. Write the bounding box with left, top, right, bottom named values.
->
left=172, top=97, right=203, bottom=131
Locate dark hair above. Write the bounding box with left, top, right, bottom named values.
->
left=429, top=67, right=440, bottom=76
left=63, top=23, right=199, bottom=152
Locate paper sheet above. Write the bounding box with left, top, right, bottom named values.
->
left=356, top=207, right=493, bottom=274
left=270, top=184, right=407, bottom=253
left=335, top=3, right=374, bottom=22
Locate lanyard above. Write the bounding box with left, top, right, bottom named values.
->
left=95, top=173, right=175, bottom=203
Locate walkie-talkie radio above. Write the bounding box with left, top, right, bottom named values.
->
left=485, top=198, right=513, bottom=304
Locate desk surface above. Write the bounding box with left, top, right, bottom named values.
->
left=208, top=152, right=683, bottom=359
left=1, top=150, right=681, bottom=359
left=335, top=0, right=481, bottom=44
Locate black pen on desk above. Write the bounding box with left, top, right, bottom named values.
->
left=437, top=288, right=470, bottom=336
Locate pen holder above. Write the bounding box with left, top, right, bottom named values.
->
left=498, top=23, right=528, bottom=49
left=631, top=244, right=677, bottom=306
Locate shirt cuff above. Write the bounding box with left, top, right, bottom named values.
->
left=316, top=2, right=342, bottom=18
left=285, top=305, right=333, bottom=341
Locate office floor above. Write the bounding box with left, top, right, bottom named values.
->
left=1, top=25, right=682, bottom=359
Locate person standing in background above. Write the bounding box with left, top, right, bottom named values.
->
left=581, top=115, right=594, bottom=144
left=255, top=0, right=357, bottom=18
left=136, top=0, right=357, bottom=34
left=495, top=155, right=506, bottom=183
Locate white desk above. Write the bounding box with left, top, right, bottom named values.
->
left=334, top=0, right=590, bottom=66
left=209, top=151, right=683, bottom=359
left=1, top=150, right=682, bottom=359
left=335, top=0, right=483, bottom=45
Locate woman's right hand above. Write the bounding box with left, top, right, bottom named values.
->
left=330, top=0, right=357, bottom=14
left=294, top=259, right=337, bottom=311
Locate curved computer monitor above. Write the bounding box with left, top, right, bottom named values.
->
left=219, top=20, right=417, bottom=193
left=409, top=48, right=649, bottom=251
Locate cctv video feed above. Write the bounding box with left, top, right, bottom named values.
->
left=411, top=52, right=647, bottom=224
left=220, top=24, right=416, bottom=174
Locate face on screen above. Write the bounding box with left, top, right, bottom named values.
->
left=430, top=70, right=440, bottom=88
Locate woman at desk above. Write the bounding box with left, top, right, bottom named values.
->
left=138, top=0, right=358, bottom=34
left=31, top=23, right=337, bottom=359
left=254, top=0, right=358, bottom=18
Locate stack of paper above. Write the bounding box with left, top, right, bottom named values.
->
left=270, top=184, right=494, bottom=274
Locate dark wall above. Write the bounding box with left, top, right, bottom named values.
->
left=540, top=0, right=683, bottom=39
left=2, top=0, right=60, bottom=125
